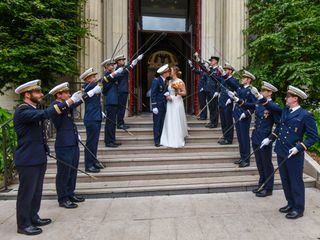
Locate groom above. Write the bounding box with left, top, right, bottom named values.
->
left=151, top=64, right=171, bottom=147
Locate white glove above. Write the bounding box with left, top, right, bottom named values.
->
left=260, top=138, right=271, bottom=149
left=288, top=147, right=299, bottom=158
left=213, top=92, right=219, bottom=99
left=225, top=99, right=232, bottom=106
left=188, top=60, right=193, bottom=67
left=239, top=113, right=246, bottom=120
left=70, top=91, right=83, bottom=103
left=164, top=92, right=170, bottom=97
left=227, top=91, right=239, bottom=102
left=227, top=90, right=235, bottom=99
left=200, top=87, right=204, bottom=92
left=251, top=86, right=262, bottom=99
left=218, top=65, right=226, bottom=76
left=87, top=85, right=102, bottom=97
left=101, top=112, right=106, bottom=118
left=152, top=108, right=159, bottom=115
left=137, top=54, right=143, bottom=61
left=114, top=67, right=123, bottom=75
left=78, top=134, right=82, bottom=141
left=131, top=58, right=138, bottom=67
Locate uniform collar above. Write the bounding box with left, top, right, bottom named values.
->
left=290, top=105, right=301, bottom=113
left=160, top=75, right=166, bottom=82
left=24, top=101, right=37, bottom=109
left=244, top=84, right=250, bottom=88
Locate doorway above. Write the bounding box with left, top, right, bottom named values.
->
left=130, top=0, right=198, bottom=114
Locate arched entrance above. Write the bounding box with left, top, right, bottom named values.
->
left=128, top=0, right=201, bottom=115
left=142, top=50, right=179, bottom=111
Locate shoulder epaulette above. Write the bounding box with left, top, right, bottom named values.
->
left=17, top=103, right=29, bottom=108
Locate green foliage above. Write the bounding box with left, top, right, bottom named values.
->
left=246, top=0, right=320, bottom=108
left=309, top=110, right=320, bottom=155
left=0, top=108, right=14, bottom=176
left=0, top=0, right=89, bottom=93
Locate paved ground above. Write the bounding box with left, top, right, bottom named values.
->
left=0, top=189, right=320, bottom=240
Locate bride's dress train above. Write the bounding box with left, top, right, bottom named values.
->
left=160, top=79, right=188, bottom=148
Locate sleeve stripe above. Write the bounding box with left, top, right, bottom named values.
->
left=272, top=132, right=278, bottom=138
left=53, top=104, right=62, bottom=114
left=300, top=142, right=307, bottom=151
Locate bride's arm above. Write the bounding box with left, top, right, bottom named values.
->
left=177, top=81, right=187, bottom=96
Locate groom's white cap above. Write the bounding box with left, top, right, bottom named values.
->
left=157, top=64, right=170, bottom=74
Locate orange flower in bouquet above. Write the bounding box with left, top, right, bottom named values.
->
left=171, top=81, right=183, bottom=95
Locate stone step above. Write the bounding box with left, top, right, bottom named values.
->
left=74, top=116, right=217, bottom=128
left=46, top=152, right=278, bottom=168
left=63, top=130, right=231, bottom=138
left=47, top=135, right=238, bottom=146
left=40, top=162, right=274, bottom=183
left=1, top=174, right=315, bottom=200
left=74, top=126, right=237, bottom=136
left=49, top=143, right=241, bottom=155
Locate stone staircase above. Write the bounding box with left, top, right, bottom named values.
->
left=0, top=114, right=316, bottom=199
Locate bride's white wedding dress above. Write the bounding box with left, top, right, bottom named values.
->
left=160, top=79, right=188, bottom=148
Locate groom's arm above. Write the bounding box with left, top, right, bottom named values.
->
left=151, top=79, right=158, bottom=109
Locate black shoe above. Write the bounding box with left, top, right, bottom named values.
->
left=285, top=210, right=303, bottom=219
left=219, top=140, right=232, bottom=145
left=70, top=195, right=85, bottom=203
left=256, top=190, right=272, bottom=197
left=31, top=218, right=52, bottom=227
left=239, top=161, right=250, bottom=168
left=279, top=205, right=292, bottom=213
left=117, top=124, right=129, bottom=130
left=205, top=124, right=217, bottom=129
left=234, top=159, right=242, bottom=164
left=113, top=141, right=122, bottom=146
left=197, top=117, right=206, bottom=120
left=86, top=166, right=100, bottom=173
left=155, top=143, right=161, bottom=147
left=59, top=200, right=78, bottom=209
left=252, top=187, right=262, bottom=194
left=94, top=162, right=105, bottom=169
left=105, top=143, right=118, bottom=148
left=18, top=226, right=42, bottom=235
left=218, top=138, right=225, bottom=144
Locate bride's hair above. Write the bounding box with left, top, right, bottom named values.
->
left=172, top=66, right=182, bottom=78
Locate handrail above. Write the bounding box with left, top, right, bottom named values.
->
left=0, top=117, right=16, bottom=190
left=0, top=117, right=13, bottom=129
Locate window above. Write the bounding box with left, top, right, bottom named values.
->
left=142, top=16, right=186, bottom=31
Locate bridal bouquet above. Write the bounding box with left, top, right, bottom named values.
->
left=171, top=81, right=183, bottom=95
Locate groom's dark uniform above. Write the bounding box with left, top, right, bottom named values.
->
left=151, top=75, right=167, bottom=145
left=151, top=65, right=170, bottom=146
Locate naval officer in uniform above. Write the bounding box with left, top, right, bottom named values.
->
left=49, top=82, right=101, bottom=209
left=81, top=68, right=104, bottom=173
left=101, top=58, right=125, bottom=147
left=218, top=63, right=238, bottom=145
left=227, top=70, right=256, bottom=168
left=114, top=54, right=143, bottom=129
left=259, top=86, right=319, bottom=219
left=233, top=81, right=280, bottom=197
left=13, top=80, right=82, bottom=235
left=188, top=59, right=207, bottom=120
left=151, top=64, right=170, bottom=147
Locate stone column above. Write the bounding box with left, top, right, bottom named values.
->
left=201, top=0, right=224, bottom=62
left=103, top=0, right=128, bottom=63
left=201, top=0, right=248, bottom=69
left=224, top=0, right=248, bottom=69
left=80, top=0, right=103, bottom=73
left=80, top=0, right=128, bottom=74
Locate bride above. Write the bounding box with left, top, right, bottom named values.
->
left=160, top=66, right=188, bottom=148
